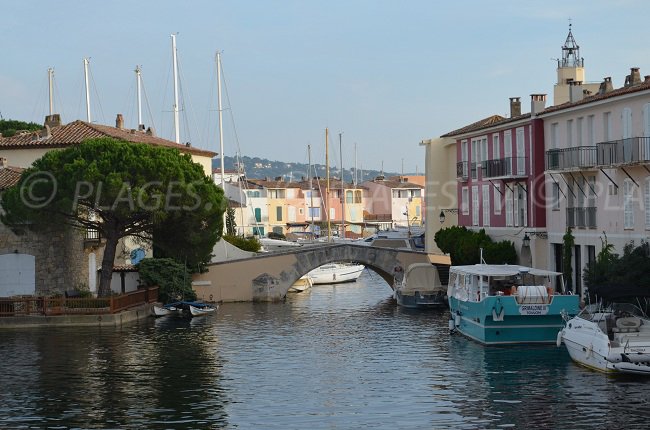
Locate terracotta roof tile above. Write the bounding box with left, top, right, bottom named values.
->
left=0, top=120, right=217, bottom=157
left=540, top=81, right=650, bottom=115
left=0, top=166, right=24, bottom=191
left=441, top=113, right=531, bottom=138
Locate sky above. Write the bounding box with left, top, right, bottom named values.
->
left=3, top=0, right=650, bottom=173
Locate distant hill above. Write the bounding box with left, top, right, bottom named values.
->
left=212, top=155, right=411, bottom=182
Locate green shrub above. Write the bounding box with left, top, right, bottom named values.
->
left=435, top=226, right=516, bottom=265
left=137, top=258, right=196, bottom=303
left=223, top=234, right=261, bottom=252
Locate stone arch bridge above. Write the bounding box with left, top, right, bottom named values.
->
left=192, top=243, right=451, bottom=302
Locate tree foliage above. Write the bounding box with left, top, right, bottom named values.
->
left=0, top=119, right=41, bottom=137
left=223, top=234, right=261, bottom=252
left=434, top=226, right=517, bottom=265
left=225, top=206, right=237, bottom=236
left=137, top=258, right=196, bottom=303
left=1, top=138, right=225, bottom=296
left=562, top=227, right=574, bottom=292
left=584, top=237, right=650, bottom=301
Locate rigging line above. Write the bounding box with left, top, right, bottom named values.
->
left=121, top=74, right=136, bottom=128
left=220, top=61, right=245, bottom=160
left=53, top=76, right=68, bottom=122
left=139, top=72, right=158, bottom=133
left=30, top=72, right=49, bottom=123
left=88, top=64, right=106, bottom=124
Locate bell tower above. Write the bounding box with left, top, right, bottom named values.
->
left=553, top=24, right=598, bottom=105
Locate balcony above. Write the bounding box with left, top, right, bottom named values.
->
left=546, top=146, right=597, bottom=171
left=566, top=207, right=597, bottom=229
left=456, top=161, right=468, bottom=180
left=597, top=137, right=650, bottom=166
left=481, top=157, right=528, bottom=179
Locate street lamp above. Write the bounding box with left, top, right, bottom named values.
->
left=522, top=233, right=531, bottom=248
left=439, top=208, right=459, bottom=224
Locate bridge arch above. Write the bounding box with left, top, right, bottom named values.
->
left=192, top=243, right=450, bottom=302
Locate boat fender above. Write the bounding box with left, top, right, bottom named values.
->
left=448, top=319, right=455, bottom=332
left=586, top=343, right=593, bottom=359
left=556, top=330, right=563, bottom=348
left=454, top=312, right=461, bottom=327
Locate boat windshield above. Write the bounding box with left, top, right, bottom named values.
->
left=578, top=302, right=648, bottom=321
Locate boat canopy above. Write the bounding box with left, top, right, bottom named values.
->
left=450, top=264, right=561, bottom=278
left=400, top=263, right=444, bottom=293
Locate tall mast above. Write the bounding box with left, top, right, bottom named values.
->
left=216, top=51, right=225, bottom=188
left=83, top=58, right=91, bottom=122
left=339, top=132, right=345, bottom=239
left=326, top=128, right=331, bottom=242
left=135, top=65, right=144, bottom=130
left=47, top=67, right=54, bottom=115
left=354, top=142, right=358, bottom=187
left=171, top=33, right=180, bottom=144
left=308, top=144, right=314, bottom=232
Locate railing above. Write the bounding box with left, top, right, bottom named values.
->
left=0, top=286, right=158, bottom=317
left=546, top=146, right=597, bottom=170
left=597, top=137, right=650, bottom=166
left=456, top=161, right=468, bottom=180
left=481, top=157, right=528, bottom=178
left=566, top=207, right=597, bottom=229
left=470, top=162, right=478, bottom=179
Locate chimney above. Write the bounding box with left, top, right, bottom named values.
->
left=624, top=67, right=642, bottom=87
left=530, top=94, right=547, bottom=115
left=569, top=81, right=584, bottom=103
left=509, top=97, right=521, bottom=117
left=44, top=114, right=61, bottom=129
left=0, top=157, right=7, bottom=169
left=116, top=114, right=124, bottom=129
left=645, top=75, right=650, bottom=84
left=145, top=127, right=155, bottom=136
left=598, top=77, right=614, bottom=95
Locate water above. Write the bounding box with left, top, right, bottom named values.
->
left=1, top=271, right=650, bottom=429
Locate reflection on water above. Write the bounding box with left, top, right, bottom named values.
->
left=1, top=270, right=650, bottom=429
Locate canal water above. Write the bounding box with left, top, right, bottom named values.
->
left=1, top=270, right=650, bottom=429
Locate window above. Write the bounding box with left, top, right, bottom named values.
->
left=329, top=208, right=336, bottom=220
left=550, top=123, right=559, bottom=149
left=624, top=179, right=634, bottom=229
left=566, top=119, right=573, bottom=147
left=604, top=112, right=612, bottom=141
left=577, top=117, right=583, bottom=146
left=269, top=189, right=285, bottom=199
left=492, top=134, right=500, bottom=160
left=552, top=182, right=560, bottom=210
left=608, top=184, right=618, bottom=196
left=505, top=187, right=513, bottom=227
left=504, top=131, right=512, bottom=173
left=587, top=115, right=595, bottom=145
left=493, top=184, right=501, bottom=215
left=254, top=208, right=262, bottom=222
left=646, top=177, right=650, bottom=230
left=622, top=107, right=632, bottom=139
left=461, top=187, right=469, bottom=215
left=480, top=138, right=488, bottom=164
left=247, top=190, right=261, bottom=198
left=472, top=185, right=479, bottom=226
left=461, top=140, right=468, bottom=162
left=276, top=206, right=283, bottom=221
left=308, top=207, right=321, bottom=218
left=354, top=190, right=362, bottom=203
left=482, top=185, right=490, bottom=226
left=516, top=128, right=525, bottom=175
left=299, top=208, right=304, bottom=215
left=346, top=190, right=353, bottom=203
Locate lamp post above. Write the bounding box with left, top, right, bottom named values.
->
left=439, top=208, right=459, bottom=224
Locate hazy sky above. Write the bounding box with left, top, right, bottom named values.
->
left=3, top=1, right=650, bottom=172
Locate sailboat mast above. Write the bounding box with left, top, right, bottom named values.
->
left=326, top=128, right=331, bottom=242
left=308, top=144, right=314, bottom=232
left=135, top=65, right=144, bottom=130
left=216, top=51, right=225, bottom=188
left=171, top=34, right=180, bottom=144
left=83, top=58, right=91, bottom=122
left=339, top=132, right=345, bottom=239
left=354, top=142, right=358, bottom=187
left=47, top=68, right=54, bottom=115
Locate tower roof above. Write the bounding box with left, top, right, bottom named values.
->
left=560, top=23, right=583, bottom=68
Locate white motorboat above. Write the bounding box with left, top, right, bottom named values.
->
left=288, top=275, right=313, bottom=293
left=309, top=263, right=364, bottom=285
left=394, top=263, right=446, bottom=308
left=356, top=228, right=425, bottom=251
left=259, top=237, right=303, bottom=252
left=558, top=302, right=650, bottom=375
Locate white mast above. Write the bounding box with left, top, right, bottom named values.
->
left=326, top=128, right=331, bottom=242
left=339, top=132, right=345, bottom=239
left=308, top=144, right=314, bottom=233
left=354, top=142, right=358, bottom=187
left=216, top=51, right=225, bottom=188
left=171, top=34, right=180, bottom=144
left=83, top=58, right=91, bottom=122
left=47, top=67, right=54, bottom=115
left=135, top=65, right=144, bottom=130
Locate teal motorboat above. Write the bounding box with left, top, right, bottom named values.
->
left=447, top=264, right=580, bottom=345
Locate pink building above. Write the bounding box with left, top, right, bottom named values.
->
left=441, top=95, right=548, bottom=267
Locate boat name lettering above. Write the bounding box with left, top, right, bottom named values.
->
left=519, top=304, right=549, bottom=315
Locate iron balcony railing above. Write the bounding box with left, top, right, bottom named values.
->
left=597, top=137, right=650, bottom=166
left=546, top=146, right=597, bottom=170
left=481, top=157, right=528, bottom=178
left=456, top=161, right=468, bottom=180
left=566, top=207, right=597, bottom=229
left=470, top=162, right=478, bottom=179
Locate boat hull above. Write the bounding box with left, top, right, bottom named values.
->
left=309, top=264, right=364, bottom=285
left=395, top=290, right=446, bottom=309
left=449, top=295, right=580, bottom=345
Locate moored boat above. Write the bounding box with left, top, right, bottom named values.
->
left=151, top=304, right=182, bottom=317
left=394, top=263, right=446, bottom=308
left=309, top=263, right=364, bottom=285
left=188, top=303, right=218, bottom=317
left=558, top=302, right=650, bottom=375
left=447, top=264, right=580, bottom=344
left=288, top=275, right=314, bottom=293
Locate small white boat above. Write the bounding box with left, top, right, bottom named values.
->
left=188, top=303, right=218, bottom=317
left=558, top=302, right=650, bottom=375
left=151, top=304, right=181, bottom=317
left=259, top=237, right=303, bottom=252
left=288, top=275, right=313, bottom=293
left=394, top=263, right=446, bottom=308
left=309, top=263, right=364, bottom=285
